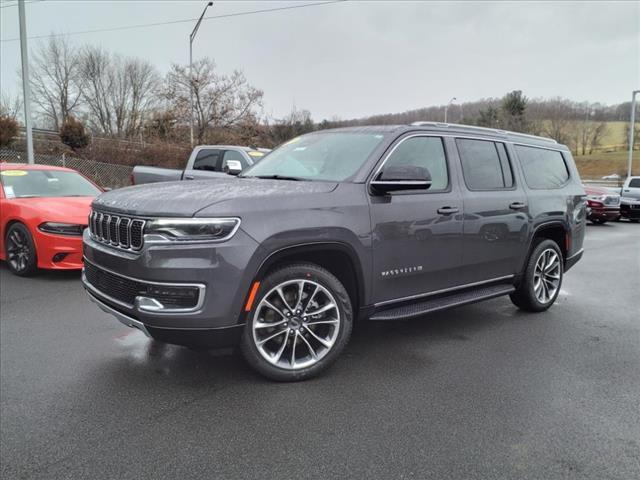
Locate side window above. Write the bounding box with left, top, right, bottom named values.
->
left=515, top=145, right=569, bottom=189
left=628, top=178, right=640, bottom=188
left=193, top=149, right=223, bottom=171
left=456, top=139, right=514, bottom=190
left=222, top=150, right=249, bottom=170
left=382, top=136, right=448, bottom=191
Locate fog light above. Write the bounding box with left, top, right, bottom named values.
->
left=52, top=253, right=69, bottom=263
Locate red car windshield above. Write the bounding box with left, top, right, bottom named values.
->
left=1, top=169, right=101, bottom=198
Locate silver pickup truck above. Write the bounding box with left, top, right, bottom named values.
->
left=132, top=145, right=269, bottom=185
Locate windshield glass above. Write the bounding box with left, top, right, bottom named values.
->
left=241, top=131, right=386, bottom=181
left=1, top=169, right=101, bottom=198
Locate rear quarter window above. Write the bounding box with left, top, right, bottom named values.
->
left=515, top=145, right=569, bottom=189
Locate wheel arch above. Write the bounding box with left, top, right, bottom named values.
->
left=520, top=221, right=569, bottom=276
left=253, top=242, right=366, bottom=316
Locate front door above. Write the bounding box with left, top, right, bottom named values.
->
left=369, top=135, right=464, bottom=305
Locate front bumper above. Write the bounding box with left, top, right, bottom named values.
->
left=620, top=203, right=640, bottom=219
left=85, top=289, right=244, bottom=347
left=81, top=228, right=261, bottom=331
left=34, top=230, right=84, bottom=269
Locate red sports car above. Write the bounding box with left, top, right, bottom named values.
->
left=0, top=163, right=102, bottom=276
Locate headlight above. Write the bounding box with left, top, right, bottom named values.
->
left=586, top=194, right=606, bottom=201
left=38, top=222, right=85, bottom=236
left=145, top=217, right=240, bottom=242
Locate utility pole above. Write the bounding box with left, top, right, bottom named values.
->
left=444, top=97, right=456, bottom=123
left=18, top=0, right=34, bottom=164
left=627, top=90, right=639, bottom=179
left=190, top=1, right=213, bottom=147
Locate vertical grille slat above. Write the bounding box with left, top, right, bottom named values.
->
left=88, top=209, right=144, bottom=251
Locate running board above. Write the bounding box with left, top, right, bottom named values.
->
left=369, top=284, right=515, bottom=321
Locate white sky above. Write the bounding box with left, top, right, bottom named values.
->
left=1, top=0, right=639, bottom=121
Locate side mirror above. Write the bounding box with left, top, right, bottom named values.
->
left=224, top=160, right=243, bottom=175
left=371, top=165, right=432, bottom=194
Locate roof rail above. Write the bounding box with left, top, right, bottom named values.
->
left=409, top=121, right=557, bottom=144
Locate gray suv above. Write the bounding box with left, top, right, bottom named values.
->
left=82, top=123, right=586, bottom=381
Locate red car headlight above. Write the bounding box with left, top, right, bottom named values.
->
left=38, top=222, right=85, bottom=236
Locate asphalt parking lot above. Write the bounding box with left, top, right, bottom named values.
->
left=1, top=222, right=639, bottom=480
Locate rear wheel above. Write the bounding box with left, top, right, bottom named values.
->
left=240, top=263, right=352, bottom=381
left=4, top=223, right=38, bottom=276
left=591, top=218, right=607, bottom=224
left=510, top=239, right=563, bottom=312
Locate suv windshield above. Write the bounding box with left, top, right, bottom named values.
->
left=1, top=169, right=101, bottom=198
left=241, top=131, right=386, bottom=181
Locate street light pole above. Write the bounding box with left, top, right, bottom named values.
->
left=444, top=97, right=456, bottom=123
left=627, top=90, right=639, bottom=179
left=18, top=0, right=34, bottom=164
left=189, top=1, right=213, bottom=147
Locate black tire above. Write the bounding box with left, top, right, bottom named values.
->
left=630, top=219, right=639, bottom=224
left=240, top=263, right=353, bottom=381
left=4, top=223, right=38, bottom=277
left=510, top=239, right=563, bottom=312
left=591, top=218, right=607, bottom=224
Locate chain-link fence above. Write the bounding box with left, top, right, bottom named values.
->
left=0, top=148, right=132, bottom=189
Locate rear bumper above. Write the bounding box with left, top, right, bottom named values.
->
left=587, top=208, right=619, bottom=221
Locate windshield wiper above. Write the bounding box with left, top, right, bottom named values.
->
left=244, top=174, right=305, bottom=181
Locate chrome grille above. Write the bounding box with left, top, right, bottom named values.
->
left=89, top=210, right=145, bottom=250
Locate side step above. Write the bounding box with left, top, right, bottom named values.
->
left=369, top=284, right=515, bottom=321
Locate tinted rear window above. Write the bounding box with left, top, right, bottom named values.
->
left=515, top=145, right=569, bottom=189
left=456, top=139, right=514, bottom=190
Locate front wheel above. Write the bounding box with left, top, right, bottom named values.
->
left=4, top=223, right=38, bottom=276
left=240, top=263, right=352, bottom=381
left=510, top=239, right=563, bottom=312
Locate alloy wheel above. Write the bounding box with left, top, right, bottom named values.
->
left=251, top=279, right=341, bottom=370
left=533, top=248, right=561, bottom=304
left=6, top=229, right=31, bottom=273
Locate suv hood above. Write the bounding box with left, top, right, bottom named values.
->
left=92, top=178, right=338, bottom=217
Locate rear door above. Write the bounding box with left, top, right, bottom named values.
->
left=454, top=137, right=529, bottom=284
left=369, top=134, right=464, bottom=304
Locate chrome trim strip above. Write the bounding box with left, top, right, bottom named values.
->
left=82, top=259, right=206, bottom=315
left=566, top=248, right=584, bottom=261
left=374, top=274, right=516, bottom=308
left=84, top=287, right=151, bottom=337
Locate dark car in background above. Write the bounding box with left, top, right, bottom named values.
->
left=584, top=185, right=620, bottom=224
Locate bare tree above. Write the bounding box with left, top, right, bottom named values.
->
left=588, top=122, right=608, bottom=154
left=165, top=58, right=263, bottom=144
left=29, top=36, right=83, bottom=130
left=80, top=46, right=159, bottom=138
left=0, top=93, right=22, bottom=121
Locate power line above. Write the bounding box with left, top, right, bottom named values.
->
left=0, top=0, right=43, bottom=9
left=0, top=0, right=346, bottom=42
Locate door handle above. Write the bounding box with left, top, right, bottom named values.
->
left=509, top=202, right=527, bottom=210
left=184, top=175, right=195, bottom=180
left=437, top=206, right=459, bottom=215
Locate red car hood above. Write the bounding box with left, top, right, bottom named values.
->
left=11, top=196, right=94, bottom=224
